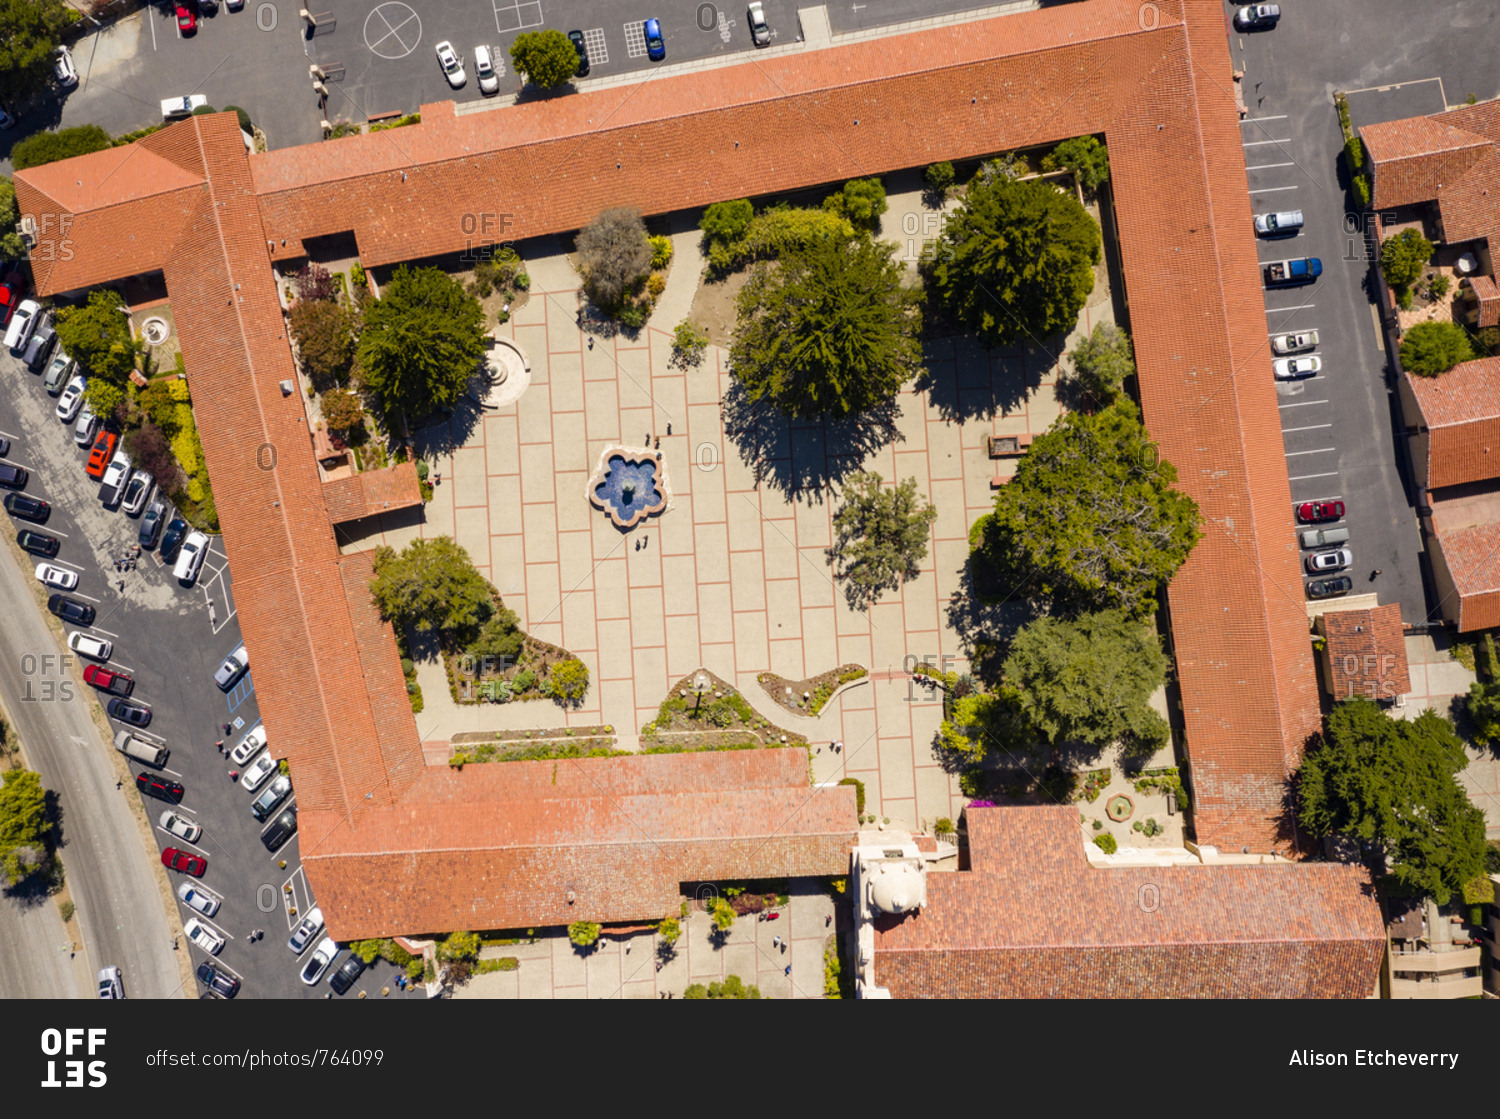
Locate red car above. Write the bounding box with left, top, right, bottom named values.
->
left=0, top=273, right=24, bottom=327
left=1297, top=500, right=1344, bottom=524
left=176, top=2, right=196, bottom=33
left=162, top=846, right=206, bottom=876
left=84, top=663, right=134, bottom=696
left=136, top=772, right=184, bottom=803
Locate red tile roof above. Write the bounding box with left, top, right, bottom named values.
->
left=1470, top=276, right=1500, bottom=328
left=1404, top=358, right=1500, bottom=490
left=1435, top=145, right=1500, bottom=245
left=1360, top=114, right=1493, bottom=210
left=872, top=807, right=1385, bottom=998
left=1431, top=520, right=1500, bottom=631
left=1322, top=606, right=1411, bottom=701
left=321, top=462, right=423, bottom=524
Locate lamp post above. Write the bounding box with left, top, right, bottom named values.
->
left=692, top=672, right=711, bottom=713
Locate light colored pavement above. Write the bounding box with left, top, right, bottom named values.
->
left=0, top=856, right=87, bottom=998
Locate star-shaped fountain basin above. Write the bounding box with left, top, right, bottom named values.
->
left=588, top=447, right=671, bottom=529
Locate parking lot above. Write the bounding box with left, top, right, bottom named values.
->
left=0, top=338, right=418, bottom=1000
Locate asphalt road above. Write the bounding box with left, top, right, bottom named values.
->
left=0, top=871, right=86, bottom=998
left=1222, top=0, right=1500, bottom=624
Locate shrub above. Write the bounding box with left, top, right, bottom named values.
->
left=1344, top=135, right=1364, bottom=172
left=438, top=929, right=480, bottom=960
left=646, top=273, right=666, bottom=299
left=671, top=319, right=709, bottom=369
left=1352, top=173, right=1371, bottom=208
left=1042, top=135, right=1110, bottom=192
left=709, top=898, right=736, bottom=931
left=1093, top=833, right=1117, bottom=854
left=12, top=125, right=112, bottom=170
left=467, top=605, right=524, bottom=662
left=1400, top=320, right=1476, bottom=376
left=567, top=920, right=602, bottom=948
left=711, top=206, right=855, bottom=274
left=823, top=177, right=887, bottom=230
left=513, top=668, right=536, bottom=692
left=616, top=302, right=648, bottom=329
left=683, top=983, right=708, bottom=999
left=577, top=207, right=653, bottom=309
left=191, top=104, right=217, bottom=116
left=350, top=261, right=366, bottom=292
left=1427, top=273, right=1452, bottom=301
left=649, top=234, right=674, bottom=270
left=59, top=900, right=75, bottom=923
left=838, top=777, right=865, bottom=816
left=400, top=658, right=415, bottom=677
left=933, top=817, right=955, bottom=836
left=700, top=198, right=754, bottom=244
left=924, top=161, right=955, bottom=193
left=657, top=917, right=681, bottom=946
left=545, top=658, right=590, bottom=703
left=321, top=388, right=365, bottom=433
left=1396, top=287, right=1414, bottom=311
left=222, top=105, right=252, bottom=131
left=1381, top=227, right=1433, bottom=291
left=293, top=262, right=338, bottom=303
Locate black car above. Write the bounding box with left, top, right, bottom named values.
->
left=196, top=963, right=240, bottom=999
left=568, top=29, right=589, bottom=76
left=159, top=516, right=188, bottom=560
left=48, top=594, right=95, bottom=625
left=0, top=463, right=27, bottom=489
left=0, top=436, right=10, bottom=456
left=17, top=529, right=58, bottom=557
left=1307, top=576, right=1354, bottom=600
left=4, top=492, right=49, bottom=522
left=136, top=772, right=184, bottom=803
left=107, top=698, right=152, bottom=727
left=261, top=804, right=298, bottom=851
left=327, top=952, right=366, bottom=996
left=138, top=501, right=165, bottom=548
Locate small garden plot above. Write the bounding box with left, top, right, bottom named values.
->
left=757, top=664, right=868, bottom=717
left=640, top=670, right=806, bottom=750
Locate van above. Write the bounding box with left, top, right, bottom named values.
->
left=1299, top=527, right=1350, bottom=549
left=114, top=730, right=168, bottom=767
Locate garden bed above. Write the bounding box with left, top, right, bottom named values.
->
left=446, top=632, right=579, bottom=706
left=449, top=727, right=622, bottom=766
left=640, top=670, right=807, bottom=750
left=757, top=663, right=868, bottom=717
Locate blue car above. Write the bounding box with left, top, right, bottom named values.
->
left=644, top=18, right=665, bottom=61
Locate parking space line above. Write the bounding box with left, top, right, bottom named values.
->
left=1241, top=114, right=1288, bottom=123
left=196, top=915, right=234, bottom=941
left=71, top=592, right=101, bottom=603
left=1282, top=424, right=1333, bottom=434
left=90, top=626, right=119, bottom=638
left=39, top=526, right=69, bottom=538
left=51, top=558, right=86, bottom=571
left=0, top=430, right=18, bottom=440
left=1289, top=472, right=1341, bottom=482
left=1286, top=447, right=1335, bottom=457
left=157, top=827, right=210, bottom=854
left=1278, top=400, right=1329, bottom=408
left=1243, top=138, right=1292, bottom=147
left=108, top=661, right=135, bottom=674
left=1246, top=162, right=1295, bottom=170
left=1249, top=185, right=1299, bottom=193
left=1266, top=303, right=1314, bottom=314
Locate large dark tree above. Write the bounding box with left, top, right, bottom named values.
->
left=923, top=174, right=1100, bottom=347
left=730, top=233, right=921, bottom=419
left=355, top=265, right=486, bottom=422
left=0, top=767, right=51, bottom=886
left=974, top=399, right=1199, bottom=619
left=290, top=298, right=356, bottom=390
left=369, top=536, right=494, bottom=645
left=1298, top=699, right=1487, bottom=905
left=0, top=0, right=74, bottom=108
left=509, top=29, right=582, bottom=88
left=55, top=289, right=143, bottom=418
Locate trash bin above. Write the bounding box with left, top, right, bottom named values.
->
left=1167, top=791, right=1178, bottom=816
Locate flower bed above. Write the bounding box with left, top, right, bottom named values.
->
left=641, top=670, right=807, bottom=750
left=757, top=663, right=868, bottom=717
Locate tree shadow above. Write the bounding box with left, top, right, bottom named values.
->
left=943, top=554, right=1038, bottom=686
left=408, top=373, right=487, bottom=459
left=915, top=330, right=1060, bottom=425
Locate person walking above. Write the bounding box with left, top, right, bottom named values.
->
left=772, top=935, right=781, bottom=949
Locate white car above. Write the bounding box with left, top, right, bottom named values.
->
left=1306, top=547, right=1353, bottom=574
left=162, top=94, right=208, bottom=118
left=1254, top=209, right=1302, bottom=235
left=54, top=45, right=78, bottom=88
left=214, top=644, right=249, bottom=690
left=160, top=809, right=202, bottom=843
left=747, top=1, right=770, bottom=45
left=1273, top=355, right=1321, bottom=380
left=4, top=298, right=40, bottom=351
left=1271, top=330, right=1319, bottom=354
left=177, top=881, right=221, bottom=918
left=435, top=40, right=466, bottom=89
left=473, top=44, right=499, bottom=94
left=73, top=402, right=99, bottom=446
left=230, top=722, right=266, bottom=765
left=121, top=471, right=154, bottom=516
left=240, top=751, right=277, bottom=791
left=288, top=907, right=324, bottom=954
left=67, top=632, right=113, bottom=661
left=300, top=936, right=339, bottom=985
left=55, top=375, right=87, bottom=421
left=184, top=917, right=225, bottom=956
left=173, top=530, right=209, bottom=583
left=35, top=563, right=77, bottom=590
left=100, top=451, right=131, bottom=499
left=96, top=966, right=123, bottom=999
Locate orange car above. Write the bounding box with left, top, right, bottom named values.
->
left=85, top=430, right=117, bottom=479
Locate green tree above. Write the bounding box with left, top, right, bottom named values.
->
left=545, top=658, right=590, bottom=704
left=1298, top=699, right=1487, bottom=905
left=467, top=604, right=524, bottom=663
left=356, top=265, right=485, bottom=421
left=709, top=898, right=736, bottom=931
left=700, top=198, right=754, bottom=245
left=55, top=289, right=143, bottom=417
left=1041, top=135, right=1111, bottom=192
left=1002, top=609, right=1169, bottom=751
left=1064, top=321, right=1135, bottom=406
left=509, top=29, right=583, bottom=88
left=707, top=975, right=761, bottom=999
left=937, top=688, right=1041, bottom=768
left=11, top=124, right=112, bottom=171
left=123, top=419, right=184, bottom=495
left=320, top=388, right=365, bottom=434
left=657, top=917, right=681, bottom=946
left=1400, top=320, right=1475, bottom=377
left=0, top=176, right=27, bottom=259
left=975, top=399, right=1200, bottom=618
left=369, top=536, right=494, bottom=644
left=290, top=298, right=356, bottom=390
left=824, top=177, right=887, bottom=231
left=670, top=319, right=708, bottom=369
left=683, top=983, right=708, bottom=998
left=577, top=207, right=652, bottom=309
left=923, top=174, right=1100, bottom=348
left=731, top=234, right=921, bottom=419
left=1381, top=227, right=1433, bottom=291
left=923, top=161, right=955, bottom=194
left=567, top=920, right=601, bottom=948
left=827, top=472, right=937, bottom=609
left=1466, top=679, right=1500, bottom=747
left=0, top=768, right=51, bottom=886
left=437, top=929, right=480, bottom=960
left=0, top=0, right=75, bottom=108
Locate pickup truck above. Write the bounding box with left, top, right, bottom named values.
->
left=1264, top=257, right=1322, bottom=285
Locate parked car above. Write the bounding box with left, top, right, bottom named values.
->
left=568, top=29, right=589, bottom=76
left=108, top=697, right=152, bottom=727
left=1234, top=3, right=1280, bottom=29
left=261, top=805, right=297, bottom=851
left=184, top=917, right=223, bottom=955
left=55, top=375, right=86, bottom=421
left=230, top=721, right=264, bottom=764
left=163, top=847, right=207, bottom=876
left=327, top=952, right=366, bottom=996
left=240, top=752, right=277, bottom=791
left=160, top=809, right=202, bottom=844
left=96, top=966, right=124, bottom=999
left=300, top=937, right=339, bottom=985
left=67, top=631, right=112, bottom=662
left=173, top=530, right=209, bottom=583
left=160, top=515, right=189, bottom=560
left=121, top=471, right=154, bottom=516
left=215, top=644, right=249, bottom=690
left=6, top=493, right=50, bottom=523
left=644, top=18, right=665, bottom=61
left=1305, top=547, right=1353, bottom=574
left=139, top=501, right=166, bottom=549
left=0, top=272, right=25, bottom=326
left=435, top=40, right=465, bottom=88
left=473, top=44, right=499, bottom=94
left=0, top=107, right=14, bottom=130
left=35, top=563, right=77, bottom=590
left=54, top=45, right=78, bottom=87
left=175, top=3, right=196, bottom=34
left=85, top=431, right=117, bottom=479
left=0, top=463, right=27, bottom=489
left=747, top=2, right=770, bottom=45
left=85, top=663, right=134, bottom=696
left=0, top=435, right=9, bottom=457
left=74, top=404, right=101, bottom=447
left=100, top=452, right=132, bottom=506
left=162, top=93, right=206, bottom=117
left=1271, top=330, right=1318, bottom=354
left=178, top=881, right=222, bottom=917
left=18, top=530, right=59, bottom=557
left=1273, top=355, right=1321, bottom=380
left=136, top=772, right=183, bottom=802
left=1297, top=500, right=1345, bottom=524
left=196, top=962, right=239, bottom=998
left=1300, top=526, right=1350, bottom=549
left=23, top=322, right=56, bottom=372
left=4, top=298, right=40, bottom=351
left=49, top=594, right=93, bottom=625
left=288, top=907, right=324, bottom=954
left=1307, top=575, right=1354, bottom=599
left=251, top=774, right=292, bottom=821
left=1254, top=209, right=1302, bottom=235
left=44, top=351, right=75, bottom=394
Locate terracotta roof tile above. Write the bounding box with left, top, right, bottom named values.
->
left=1404, top=358, right=1500, bottom=489
left=1470, top=276, right=1500, bottom=328
left=1323, top=606, right=1411, bottom=701
left=1435, top=145, right=1500, bottom=244
left=1360, top=115, right=1493, bottom=210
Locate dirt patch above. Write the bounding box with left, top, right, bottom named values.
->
left=688, top=268, right=750, bottom=349
left=757, top=664, right=868, bottom=718
left=641, top=669, right=808, bottom=750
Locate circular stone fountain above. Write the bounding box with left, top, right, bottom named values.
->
left=587, top=445, right=672, bottom=529
left=141, top=317, right=170, bottom=346
left=1105, top=794, right=1134, bottom=822
left=476, top=333, right=531, bottom=409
